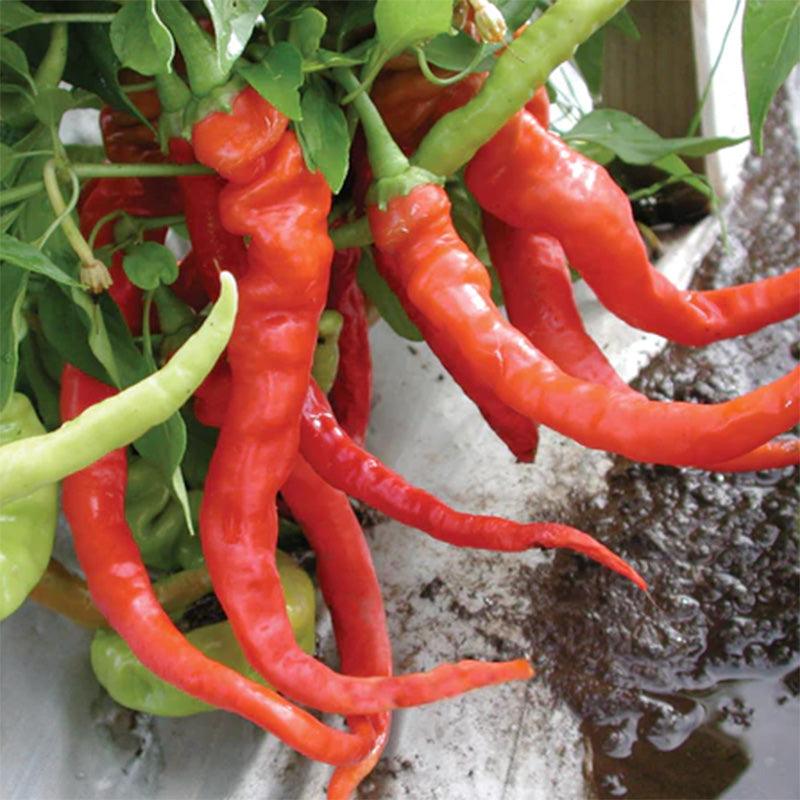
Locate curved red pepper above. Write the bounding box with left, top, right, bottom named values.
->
left=282, top=457, right=392, bottom=800
left=484, top=216, right=800, bottom=473
left=327, top=247, right=373, bottom=445
left=367, top=183, right=799, bottom=466
left=59, top=365, right=372, bottom=766
left=466, top=109, right=800, bottom=346
left=194, top=88, right=530, bottom=715
left=300, top=381, right=644, bottom=587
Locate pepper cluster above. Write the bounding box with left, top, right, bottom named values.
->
left=0, top=2, right=797, bottom=798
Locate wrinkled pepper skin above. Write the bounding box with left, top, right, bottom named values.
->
left=194, top=88, right=530, bottom=717
left=168, top=137, right=249, bottom=301
left=59, top=366, right=371, bottom=766
left=0, top=394, right=57, bottom=620
left=367, top=183, right=800, bottom=466
left=90, top=551, right=316, bottom=717
left=300, top=382, right=644, bottom=588
left=282, top=458, right=392, bottom=800
left=484, top=218, right=800, bottom=473
left=466, top=110, right=800, bottom=346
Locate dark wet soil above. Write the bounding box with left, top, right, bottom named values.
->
left=510, top=91, right=800, bottom=798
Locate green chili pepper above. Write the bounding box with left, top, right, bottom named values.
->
left=0, top=271, right=238, bottom=506
left=0, top=394, right=58, bottom=619
left=90, top=552, right=316, bottom=716
left=126, top=457, right=188, bottom=570
left=412, top=0, right=627, bottom=177
left=312, top=310, right=344, bottom=394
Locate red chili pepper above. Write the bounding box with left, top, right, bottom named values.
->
left=367, top=183, right=800, bottom=466
left=194, top=88, right=530, bottom=715
left=466, top=109, right=800, bottom=346
left=171, top=250, right=211, bottom=312
left=327, top=247, right=373, bottom=445
left=300, top=381, right=644, bottom=587
left=373, top=247, right=540, bottom=462
left=484, top=216, right=800, bottom=473
left=58, top=365, right=372, bottom=766
left=282, top=456, right=392, bottom=800
left=168, top=137, right=248, bottom=300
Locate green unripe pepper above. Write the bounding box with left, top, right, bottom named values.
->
left=311, top=310, right=344, bottom=393
left=0, top=394, right=58, bottom=619
left=125, top=457, right=187, bottom=571
left=90, top=551, right=316, bottom=716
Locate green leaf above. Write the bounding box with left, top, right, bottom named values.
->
left=0, top=2, right=41, bottom=34
left=32, top=87, right=75, bottom=127
left=0, top=35, right=34, bottom=89
left=123, top=242, right=179, bottom=290
left=565, top=109, right=747, bottom=165
left=374, top=0, right=452, bottom=60
left=202, top=0, right=269, bottom=75
left=335, top=0, right=376, bottom=49
left=237, top=41, right=303, bottom=120
left=0, top=232, right=82, bottom=287
left=0, top=264, right=28, bottom=410
left=573, top=27, right=605, bottom=98
left=38, top=281, right=110, bottom=384
left=181, top=406, right=218, bottom=489
left=62, top=8, right=148, bottom=124
left=1, top=143, right=17, bottom=181
left=494, top=0, right=537, bottom=31
left=289, top=7, right=327, bottom=58
left=134, top=410, right=187, bottom=484
left=424, top=31, right=494, bottom=72
left=610, top=8, right=639, bottom=40
left=296, top=79, right=349, bottom=193
left=70, top=288, right=123, bottom=387
left=110, top=0, right=175, bottom=76
left=357, top=248, right=422, bottom=341
left=743, top=0, right=800, bottom=154
left=170, top=466, right=195, bottom=536
left=19, top=332, right=60, bottom=430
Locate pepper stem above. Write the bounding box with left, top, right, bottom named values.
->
left=333, top=69, right=408, bottom=181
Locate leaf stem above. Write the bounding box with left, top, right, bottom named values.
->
left=42, top=159, right=110, bottom=292
left=330, top=216, right=373, bottom=249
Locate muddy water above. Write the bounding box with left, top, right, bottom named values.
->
left=490, top=92, right=799, bottom=798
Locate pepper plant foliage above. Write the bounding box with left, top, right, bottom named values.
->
left=0, top=0, right=798, bottom=476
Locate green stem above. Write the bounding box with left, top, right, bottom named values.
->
left=155, top=72, right=191, bottom=113
left=0, top=181, right=46, bottom=207
left=34, top=12, right=116, bottom=25
left=333, top=69, right=408, bottom=180
left=34, top=22, right=68, bottom=90
left=330, top=217, right=372, bottom=249
left=73, top=162, right=212, bottom=179
left=414, top=45, right=486, bottom=87
left=42, top=161, right=94, bottom=266
left=413, top=0, right=629, bottom=176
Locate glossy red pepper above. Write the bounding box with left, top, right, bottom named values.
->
left=59, top=365, right=371, bottom=766
left=282, top=456, right=392, bottom=800
left=367, top=182, right=799, bottom=466
left=484, top=217, right=800, bottom=473
left=194, top=88, right=530, bottom=715
left=466, top=109, right=800, bottom=346
left=168, top=137, right=248, bottom=301
left=300, top=381, right=644, bottom=587
left=327, top=247, right=373, bottom=445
